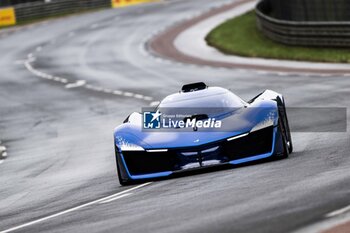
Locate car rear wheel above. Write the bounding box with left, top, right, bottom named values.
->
left=281, top=99, right=293, bottom=154
left=278, top=117, right=289, bottom=159
left=277, top=97, right=293, bottom=154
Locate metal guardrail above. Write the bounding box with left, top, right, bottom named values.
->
left=0, top=0, right=157, bottom=26
left=0, top=0, right=43, bottom=8
left=255, top=0, right=350, bottom=47
left=14, top=0, right=110, bottom=22
left=264, top=0, right=350, bottom=22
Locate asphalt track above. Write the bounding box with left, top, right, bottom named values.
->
left=0, top=0, right=349, bottom=232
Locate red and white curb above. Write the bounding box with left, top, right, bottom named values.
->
left=147, top=0, right=350, bottom=76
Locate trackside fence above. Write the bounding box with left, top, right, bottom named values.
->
left=15, top=0, right=110, bottom=22
left=0, top=0, right=157, bottom=27
left=255, top=0, right=350, bottom=47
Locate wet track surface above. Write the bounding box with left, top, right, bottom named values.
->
left=0, top=0, right=350, bottom=232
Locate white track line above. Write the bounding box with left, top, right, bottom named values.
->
left=0, top=182, right=152, bottom=233
left=99, top=193, right=133, bottom=204
left=0, top=145, right=7, bottom=163
left=23, top=40, right=156, bottom=105
left=134, top=94, right=144, bottom=99
left=0, top=146, right=6, bottom=153
left=123, top=92, right=134, bottom=97
left=24, top=58, right=154, bottom=104
left=102, top=88, right=112, bottom=94
left=65, top=80, right=86, bottom=89
left=150, top=101, right=160, bottom=107
left=325, top=205, right=350, bottom=218
left=113, top=90, right=123, bottom=95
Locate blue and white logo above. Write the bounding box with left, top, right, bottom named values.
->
left=143, top=110, right=162, bottom=129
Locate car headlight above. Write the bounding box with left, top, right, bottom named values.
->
left=120, top=143, right=144, bottom=151
left=250, top=119, right=274, bottom=133
left=115, top=136, right=144, bottom=151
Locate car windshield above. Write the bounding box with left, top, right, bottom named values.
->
left=158, top=89, right=245, bottom=117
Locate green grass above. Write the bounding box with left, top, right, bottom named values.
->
left=206, top=11, right=350, bottom=63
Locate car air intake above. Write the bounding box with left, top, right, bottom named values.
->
left=181, top=82, right=207, bottom=92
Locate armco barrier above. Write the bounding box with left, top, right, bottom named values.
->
left=255, top=0, right=350, bottom=47
left=111, top=0, right=158, bottom=8
left=0, top=0, right=159, bottom=26
left=14, top=0, right=110, bottom=23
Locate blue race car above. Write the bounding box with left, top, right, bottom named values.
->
left=114, top=82, right=293, bottom=185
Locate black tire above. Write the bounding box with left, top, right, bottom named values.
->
left=277, top=98, right=293, bottom=153
left=281, top=98, right=293, bottom=154
left=278, top=117, right=289, bottom=159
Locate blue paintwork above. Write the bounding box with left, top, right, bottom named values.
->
left=114, top=104, right=277, bottom=149
left=229, top=127, right=277, bottom=165
left=114, top=87, right=286, bottom=181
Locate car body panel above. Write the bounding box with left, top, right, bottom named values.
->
left=114, top=85, right=290, bottom=183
